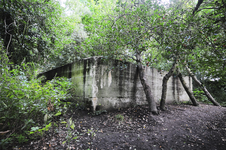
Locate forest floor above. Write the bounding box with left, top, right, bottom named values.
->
left=13, top=103, right=226, bottom=150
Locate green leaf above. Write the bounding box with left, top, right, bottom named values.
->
left=54, top=111, right=61, bottom=116
left=30, top=131, right=34, bottom=134
left=132, top=27, right=138, bottom=31
left=70, top=123, right=75, bottom=130
left=62, top=141, right=66, bottom=144
left=46, top=122, right=52, bottom=128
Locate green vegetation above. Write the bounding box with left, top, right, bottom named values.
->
left=61, top=117, right=77, bottom=149
left=0, top=0, right=226, bottom=148
left=0, top=46, right=72, bottom=148
left=193, top=88, right=209, bottom=103
left=115, top=114, right=124, bottom=122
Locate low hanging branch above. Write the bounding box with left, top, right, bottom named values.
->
left=160, top=58, right=177, bottom=111
left=178, top=70, right=199, bottom=106
left=184, top=65, right=221, bottom=106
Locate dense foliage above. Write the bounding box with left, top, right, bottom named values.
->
left=0, top=0, right=75, bottom=69
left=0, top=45, right=73, bottom=148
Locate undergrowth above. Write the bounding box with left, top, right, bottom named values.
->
left=193, top=88, right=226, bottom=106
left=0, top=48, right=72, bottom=149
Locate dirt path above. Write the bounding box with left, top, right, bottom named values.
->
left=15, top=104, right=226, bottom=150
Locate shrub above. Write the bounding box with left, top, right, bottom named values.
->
left=0, top=48, right=72, bottom=148
left=193, top=88, right=209, bottom=103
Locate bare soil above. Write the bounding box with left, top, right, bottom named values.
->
left=13, top=103, right=226, bottom=150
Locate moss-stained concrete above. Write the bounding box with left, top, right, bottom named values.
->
left=71, top=61, right=84, bottom=97
left=38, top=57, right=192, bottom=111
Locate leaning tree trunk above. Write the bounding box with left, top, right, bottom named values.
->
left=160, top=59, right=177, bottom=111
left=178, top=71, right=199, bottom=106
left=137, top=62, right=158, bottom=115
left=135, top=52, right=158, bottom=114
left=185, top=65, right=220, bottom=106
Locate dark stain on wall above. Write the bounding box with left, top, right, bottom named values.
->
left=83, top=59, right=87, bottom=101
left=172, top=74, right=176, bottom=101
left=176, top=75, right=180, bottom=102
left=132, top=66, right=139, bottom=105
left=119, top=61, right=124, bottom=96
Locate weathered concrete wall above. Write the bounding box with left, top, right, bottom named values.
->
left=39, top=57, right=192, bottom=111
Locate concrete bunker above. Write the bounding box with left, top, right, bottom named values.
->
left=39, top=57, right=192, bottom=111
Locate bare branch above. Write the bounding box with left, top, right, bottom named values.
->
left=4, top=19, right=13, bottom=54
left=0, top=130, right=10, bottom=135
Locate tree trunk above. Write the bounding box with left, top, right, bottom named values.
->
left=184, top=65, right=220, bottom=106
left=137, top=64, right=158, bottom=115
left=178, top=72, right=199, bottom=106
left=160, top=60, right=177, bottom=111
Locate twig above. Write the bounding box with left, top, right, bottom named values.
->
left=0, top=130, right=10, bottom=134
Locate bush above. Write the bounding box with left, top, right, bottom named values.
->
left=193, top=88, right=209, bottom=103
left=0, top=48, right=72, bottom=148
left=204, top=80, right=226, bottom=106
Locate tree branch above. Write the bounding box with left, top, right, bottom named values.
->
left=193, top=0, right=204, bottom=15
